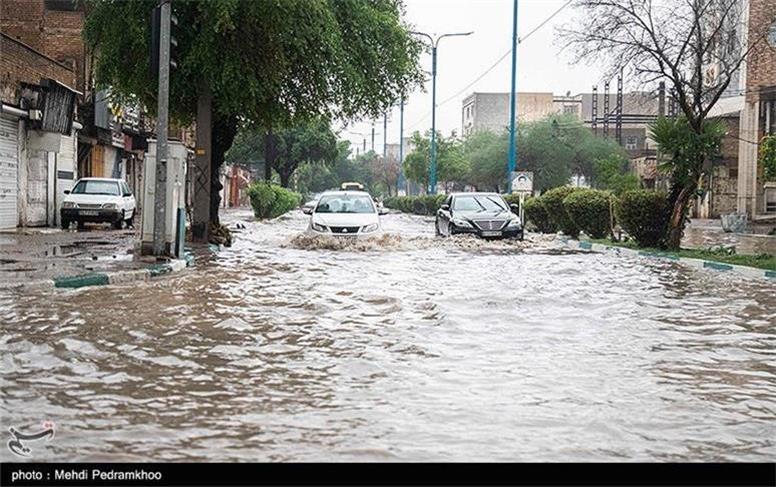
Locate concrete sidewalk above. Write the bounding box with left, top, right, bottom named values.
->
left=683, top=219, right=776, bottom=255
left=0, top=224, right=193, bottom=290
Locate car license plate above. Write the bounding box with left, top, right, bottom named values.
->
left=481, top=231, right=502, bottom=237
left=80, top=210, right=98, bottom=216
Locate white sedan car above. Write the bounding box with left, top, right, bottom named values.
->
left=304, top=191, right=388, bottom=238
left=60, top=177, right=136, bottom=230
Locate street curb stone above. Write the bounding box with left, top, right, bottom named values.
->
left=1, top=251, right=195, bottom=292
left=558, top=237, right=775, bottom=281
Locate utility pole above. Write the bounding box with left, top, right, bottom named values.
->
left=616, top=68, right=623, bottom=146
left=658, top=81, right=666, bottom=118
left=603, top=81, right=610, bottom=138
left=383, top=113, right=388, bottom=158
left=592, top=86, right=598, bottom=136
left=153, top=0, right=171, bottom=256
left=371, top=123, right=375, bottom=152
left=506, top=0, right=519, bottom=193
left=399, top=97, right=404, bottom=195
left=410, top=30, right=473, bottom=194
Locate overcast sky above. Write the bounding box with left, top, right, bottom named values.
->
left=339, top=0, right=610, bottom=155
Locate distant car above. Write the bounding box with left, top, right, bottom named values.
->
left=60, top=177, right=136, bottom=230
left=304, top=190, right=388, bottom=238
left=435, top=192, right=523, bottom=240
left=340, top=182, right=364, bottom=191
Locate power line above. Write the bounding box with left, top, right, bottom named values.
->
left=405, top=0, right=574, bottom=132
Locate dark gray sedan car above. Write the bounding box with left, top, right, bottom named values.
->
left=435, top=192, right=523, bottom=240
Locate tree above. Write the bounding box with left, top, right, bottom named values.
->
left=560, top=0, right=774, bottom=248
left=369, top=155, right=401, bottom=196
left=592, top=154, right=640, bottom=195
left=463, top=130, right=509, bottom=191
left=84, top=0, right=423, bottom=225
left=402, top=131, right=469, bottom=191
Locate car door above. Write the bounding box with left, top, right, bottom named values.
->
left=121, top=182, right=135, bottom=216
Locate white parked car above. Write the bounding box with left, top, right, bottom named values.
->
left=60, top=177, right=136, bottom=230
left=303, top=191, right=388, bottom=238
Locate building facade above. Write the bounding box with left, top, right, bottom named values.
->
left=736, top=0, right=776, bottom=220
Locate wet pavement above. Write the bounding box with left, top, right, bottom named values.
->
left=1, top=208, right=775, bottom=461
left=0, top=224, right=139, bottom=285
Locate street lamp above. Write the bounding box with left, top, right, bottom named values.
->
left=410, top=30, right=473, bottom=194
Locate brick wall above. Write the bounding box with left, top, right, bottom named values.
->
left=0, top=33, right=75, bottom=105
left=0, top=0, right=86, bottom=93
left=746, top=0, right=776, bottom=101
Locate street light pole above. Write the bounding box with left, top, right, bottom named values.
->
left=506, top=0, right=519, bottom=193
left=399, top=97, right=404, bottom=195
left=410, top=30, right=473, bottom=195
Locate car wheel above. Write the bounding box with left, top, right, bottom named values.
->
left=126, top=210, right=135, bottom=228
left=517, top=231, right=524, bottom=241
left=61, top=219, right=70, bottom=230
left=112, top=212, right=124, bottom=230
left=435, top=218, right=442, bottom=237
left=447, top=222, right=454, bottom=237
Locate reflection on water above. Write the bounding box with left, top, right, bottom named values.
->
left=1, top=209, right=775, bottom=461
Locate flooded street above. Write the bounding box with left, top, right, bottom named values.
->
left=1, top=209, right=775, bottom=462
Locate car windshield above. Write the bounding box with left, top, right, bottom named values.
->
left=72, top=180, right=120, bottom=196
left=453, top=195, right=507, bottom=212
left=316, top=194, right=375, bottom=214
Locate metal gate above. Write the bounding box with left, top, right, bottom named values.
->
left=0, top=115, right=19, bottom=230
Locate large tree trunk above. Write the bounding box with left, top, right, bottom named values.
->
left=209, top=114, right=238, bottom=226
left=279, top=170, right=291, bottom=188
left=664, top=170, right=699, bottom=251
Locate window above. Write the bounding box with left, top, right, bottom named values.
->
left=626, top=136, right=638, bottom=150
left=72, top=180, right=120, bottom=196
left=563, top=105, right=576, bottom=115
left=45, top=0, right=78, bottom=11
left=316, top=194, right=375, bottom=214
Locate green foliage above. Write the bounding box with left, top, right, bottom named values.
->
left=615, top=190, right=669, bottom=248
left=463, top=130, right=508, bottom=191
left=522, top=196, right=556, bottom=233
left=541, top=186, right=583, bottom=238
left=592, top=155, right=640, bottom=195
left=383, top=195, right=445, bottom=215
left=84, top=0, right=423, bottom=127
left=402, top=131, right=469, bottom=189
left=517, top=115, right=626, bottom=192
left=649, top=117, right=726, bottom=185
left=562, top=189, right=612, bottom=239
left=247, top=182, right=302, bottom=219
left=760, top=135, right=776, bottom=182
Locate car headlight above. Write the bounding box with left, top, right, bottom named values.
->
left=63, top=201, right=77, bottom=209
left=506, top=217, right=521, bottom=228
left=362, top=223, right=379, bottom=233
left=101, top=203, right=117, bottom=210
left=451, top=218, right=472, bottom=228
left=311, top=222, right=328, bottom=232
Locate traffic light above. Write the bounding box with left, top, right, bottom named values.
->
left=149, top=2, right=178, bottom=80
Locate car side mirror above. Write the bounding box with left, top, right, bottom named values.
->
left=440, top=204, right=450, bottom=211
left=378, top=207, right=389, bottom=215
left=64, top=190, right=70, bottom=195
left=302, top=206, right=313, bottom=215
left=510, top=203, right=519, bottom=213
left=124, top=193, right=132, bottom=197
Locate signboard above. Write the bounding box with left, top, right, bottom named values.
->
left=511, top=171, right=533, bottom=193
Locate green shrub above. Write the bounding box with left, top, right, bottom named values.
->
left=563, top=189, right=612, bottom=239
left=383, top=195, right=444, bottom=215
left=523, top=196, right=556, bottom=233
left=247, top=182, right=302, bottom=219
left=615, top=190, right=669, bottom=248
left=541, top=186, right=583, bottom=238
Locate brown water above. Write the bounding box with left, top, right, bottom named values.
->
left=1, top=209, right=775, bottom=461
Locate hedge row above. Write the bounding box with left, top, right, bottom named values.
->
left=247, top=182, right=302, bottom=219
left=526, top=186, right=669, bottom=247
left=384, top=188, right=669, bottom=248
left=383, top=195, right=446, bottom=215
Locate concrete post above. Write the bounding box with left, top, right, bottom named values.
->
left=152, top=0, right=171, bottom=256
left=192, top=85, right=212, bottom=241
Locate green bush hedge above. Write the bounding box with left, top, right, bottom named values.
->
left=522, top=196, right=556, bottom=233
left=615, top=190, right=669, bottom=247
left=247, top=182, right=302, bottom=219
left=541, top=186, right=583, bottom=238
left=383, top=195, right=445, bottom=215
left=563, top=188, right=612, bottom=239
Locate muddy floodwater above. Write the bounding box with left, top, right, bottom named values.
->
left=1, top=209, right=775, bottom=461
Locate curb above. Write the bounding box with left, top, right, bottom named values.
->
left=1, top=251, right=195, bottom=292
left=558, top=238, right=775, bottom=280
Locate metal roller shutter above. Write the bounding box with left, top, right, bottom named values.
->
left=0, top=115, right=19, bottom=230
